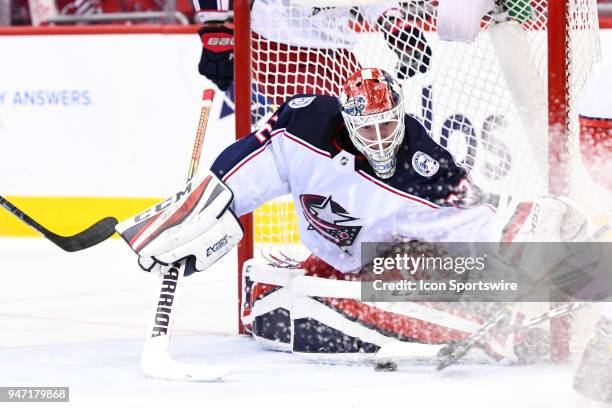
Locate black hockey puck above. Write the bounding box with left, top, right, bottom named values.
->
left=374, top=361, right=398, bottom=372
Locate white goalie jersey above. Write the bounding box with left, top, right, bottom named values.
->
left=210, top=95, right=498, bottom=273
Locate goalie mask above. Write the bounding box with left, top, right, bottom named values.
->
left=339, top=68, right=405, bottom=179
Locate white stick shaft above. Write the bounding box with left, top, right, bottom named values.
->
left=139, top=89, right=229, bottom=381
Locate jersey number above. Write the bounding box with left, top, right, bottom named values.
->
left=254, top=114, right=279, bottom=143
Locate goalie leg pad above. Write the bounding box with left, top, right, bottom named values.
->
left=241, top=259, right=306, bottom=351
left=502, top=196, right=591, bottom=243
left=244, top=256, right=513, bottom=360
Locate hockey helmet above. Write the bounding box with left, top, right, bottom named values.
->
left=339, top=68, right=405, bottom=179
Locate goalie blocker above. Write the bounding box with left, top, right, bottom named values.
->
left=115, top=170, right=243, bottom=274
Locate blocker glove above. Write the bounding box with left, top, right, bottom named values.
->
left=115, top=170, right=243, bottom=276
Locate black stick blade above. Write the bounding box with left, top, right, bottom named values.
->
left=0, top=195, right=117, bottom=252
left=49, top=217, right=118, bottom=252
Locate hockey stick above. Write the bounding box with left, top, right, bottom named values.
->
left=436, top=222, right=611, bottom=371
left=374, top=301, right=594, bottom=372
left=434, top=302, right=594, bottom=371
left=139, top=89, right=232, bottom=382
left=0, top=195, right=117, bottom=252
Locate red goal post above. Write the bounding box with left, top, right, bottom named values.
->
left=234, top=0, right=253, bottom=336
left=232, top=0, right=602, bottom=361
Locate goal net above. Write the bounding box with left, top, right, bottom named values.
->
left=233, top=0, right=604, bottom=362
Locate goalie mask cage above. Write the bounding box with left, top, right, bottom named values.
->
left=233, top=0, right=602, bottom=363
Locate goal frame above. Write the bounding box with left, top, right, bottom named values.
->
left=235, top=0, right=253, bottom=336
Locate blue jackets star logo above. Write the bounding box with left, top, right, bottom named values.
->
left=299, top=194, right=362, bottom=252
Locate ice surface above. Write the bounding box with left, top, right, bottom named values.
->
left=0, top=238, right=603, bottom=408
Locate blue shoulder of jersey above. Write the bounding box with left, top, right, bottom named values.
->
left=278, top=94, right=344, bottom=151
left=370, top=114, right=468, bottom=205
left=210, top=94, right=342, bottom=179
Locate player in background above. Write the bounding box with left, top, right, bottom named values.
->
left=572, top=60, right=612, bottom=404
left=574, top=310, right=612, bottom=404
left=193, top=0, right=431, bottom=104
left=115, top=68, right=587, bottom=363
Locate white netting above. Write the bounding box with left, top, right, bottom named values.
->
left=243, top=0, right=603, bottom=360
left=248, top=0, right=600, bottom=246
